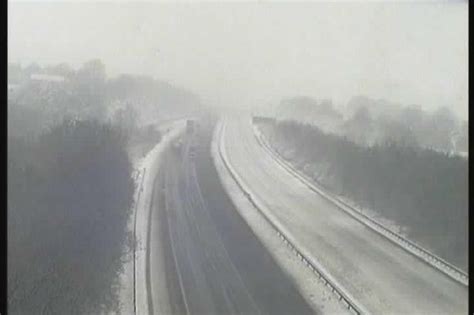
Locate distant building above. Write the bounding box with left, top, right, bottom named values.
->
left=7, top=83, right=20, bottom=100
left=30, top=74, right=65, bottom=82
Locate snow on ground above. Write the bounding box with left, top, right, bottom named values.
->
left=211, top=120, right=350, bottom=315
left=116, top=120, right=186, bottom=315
left=255, top=122, right=468, bottom=287
left=115, top=169, right=141, bottom=315
left=224, top=116, right=467, bottom=314
left=336, top=195, right=409, bottom=237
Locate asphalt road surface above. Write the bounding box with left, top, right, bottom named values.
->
left=151, top=117, right=315, bottom=315
left=220, top=115, right=468, bottom=315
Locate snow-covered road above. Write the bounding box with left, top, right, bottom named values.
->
left=117, top=120, right=186, bottom=315
left=220, top=115, right=468, bottom=315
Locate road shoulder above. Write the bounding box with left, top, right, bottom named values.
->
left=117, top=121, right=186, bottom=315
left=211, top=119, right=350, bottom=315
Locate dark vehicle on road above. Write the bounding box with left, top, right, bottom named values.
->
left=186, top=119, right=195, bottom=134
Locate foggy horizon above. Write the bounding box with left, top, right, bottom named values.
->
left=8, top=1, right=468, bottom=118
left=7, top=2, right=469, bottom=314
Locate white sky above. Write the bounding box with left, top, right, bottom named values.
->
left=8, top=1, right=468, bottom=118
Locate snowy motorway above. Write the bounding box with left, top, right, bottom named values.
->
left=219, top=115, right=468, bottom=315
left=150, top=119, right=314, bottom=315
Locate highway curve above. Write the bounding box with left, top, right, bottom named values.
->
left=151, top=117, right=315, bottom=315
left=220, top=115, right=468, bottom=315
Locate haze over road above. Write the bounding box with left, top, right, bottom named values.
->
left=219, top=115, right=468, bottom=315
left=149, top=117, right=314, bottom=314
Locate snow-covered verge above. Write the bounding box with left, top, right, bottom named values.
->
left=253, top=124, right=469, bottom=288
left=211, top=119, right=354, bottom=315
left=127, top=119, right=188, bottom=165
left=116, top=121, right=186, bottom=315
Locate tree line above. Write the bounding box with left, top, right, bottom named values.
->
left=8, top=120, right=134, bottom=314
left=266, top=95, right=468, bottom=155
left=9, top=61, right=200, bottom=131
left=256, top=118, right=468, bottom=271
left=8, top=60, right=199, bottom=313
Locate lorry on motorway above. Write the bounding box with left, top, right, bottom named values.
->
left=186, top=119, right=195, bottom=134
left=189, top=145, right=196, bottom=160
left=252, top=116, right=275, bottom=125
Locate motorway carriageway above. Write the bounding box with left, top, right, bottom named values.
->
left=149, top=117, right=315, bottom=315
left=220, top=115, right=468, bottom=315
